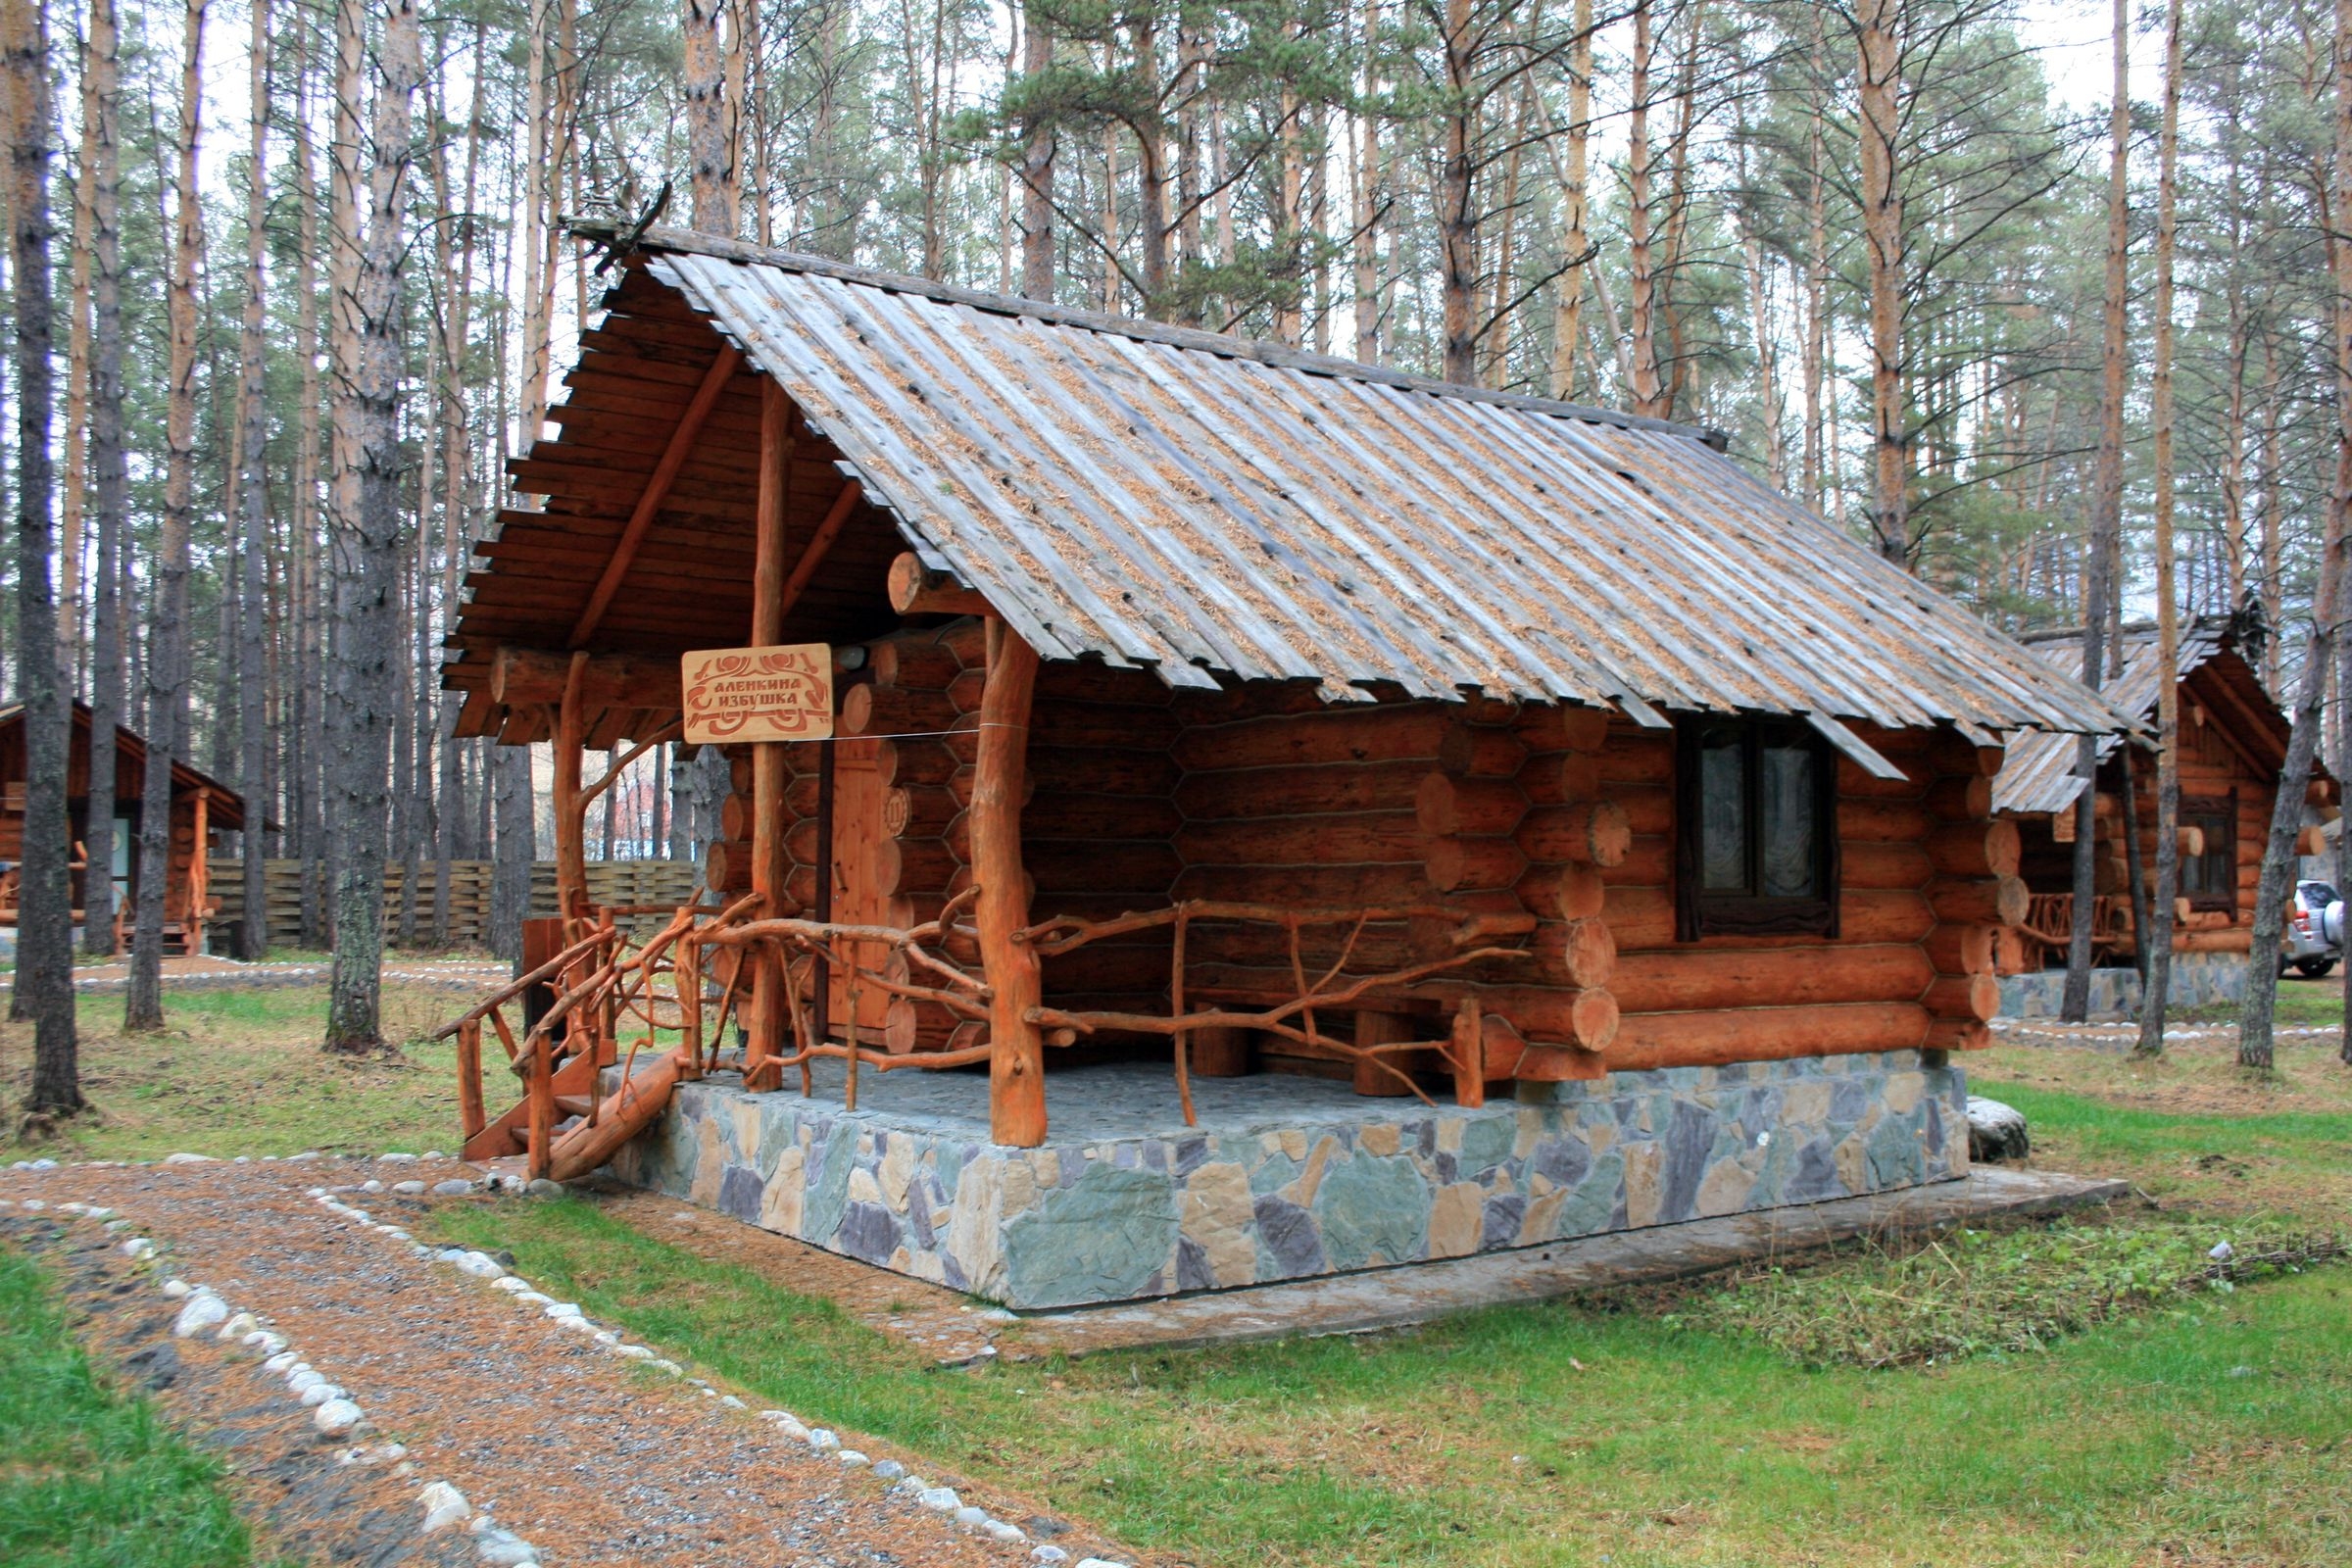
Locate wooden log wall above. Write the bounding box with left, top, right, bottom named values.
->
left=1600, top=719, right=1996, bottom=1073
left=812, top=618, right=1189, bottom=1054
left=2010, top=702, right=2292, bottom=963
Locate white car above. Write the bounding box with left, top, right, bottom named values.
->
left=2281, top=880, right=2344, bottom=977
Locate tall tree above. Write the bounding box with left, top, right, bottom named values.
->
left=1856, top=0, right=1905, bottom=564
left=2137, top=0, right=2185, bottom=1058
left=2062, top=0, right=2131, bottom=1025
left=324, top=0, right=423, bottom=1054
left=3, top=0, right=81, bottom=1117
left=77, top=0, right=123, bottom=961
left=127, top=0, right=208, bottom=1033
left=235, top=0, right=272, bottom=959
left=2245, top=0, right=2352, bottom=1071
left=685, top=0, right=734, bottom=234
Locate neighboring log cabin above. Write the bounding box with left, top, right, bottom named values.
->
left=0, top=701, right=244, bottom=953
left=438, top=226, right=2126, bottom=1302
left=1990, top=616, right=2334, bottom=1009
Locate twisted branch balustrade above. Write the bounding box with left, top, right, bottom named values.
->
left=441, top=892, right=1542, bottom=1174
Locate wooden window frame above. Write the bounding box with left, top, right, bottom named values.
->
left=1674, top=715, right=1840, bottom=942
left=2180, top=789, right=2237, bottom=916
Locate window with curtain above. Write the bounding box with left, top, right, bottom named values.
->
left=1677, top=715, right=1838, bottom=940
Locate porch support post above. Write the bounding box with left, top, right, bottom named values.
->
left=975, top=616, right=1046, bottom=1146
left=187, top=789, right=210, bottom=953
left=553, top=652, right=590, bottom=930
left=744, top=379, right=792, bottom=1090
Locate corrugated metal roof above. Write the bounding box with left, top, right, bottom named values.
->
left=595, top=227, right=2127, bottom=743
left=1991, top=623, right=2232, bottom=814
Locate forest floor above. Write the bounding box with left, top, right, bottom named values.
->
left=1, top=986, right=2349, bottom=1566
left=0, top=984, right=467, bottom=1165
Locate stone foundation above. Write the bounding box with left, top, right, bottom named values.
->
left=604, top=1052, right=1968, bottom=1310
left=1997, top=950, right=2248, bottom=1021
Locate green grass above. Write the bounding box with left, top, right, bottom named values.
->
left=0, top=984, right=469, bottom=1164
left=427, top=1197, right=2352, bottom=1568
left=0, top=1247, right=281, bottom=1568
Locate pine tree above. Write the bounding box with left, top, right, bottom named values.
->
left=323, top=0, right=423, bottom=1054
left=126, top=0, right=208, bottom=1035
left=4, top=0, right=81, bottom=1118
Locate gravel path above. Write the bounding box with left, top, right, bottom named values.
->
left=0, top=1158, right=1131, bottom=1568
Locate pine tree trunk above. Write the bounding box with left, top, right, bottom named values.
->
left=431, top=24, right=483, bottom=950
left=1020, top=3, right=1054, bottom=298
left=2137, top=0, right=2185, bottom=1057
left=1550, top=0, right=1592, bottom=399
left=287, top=6, right=322, bottom=946
left=2067, top=0, right=2135, bottom=1021
left=1626, top=0, right=1662, bottom=414
left=4, top=0, right=82, bottom=1114
left=78, top=0, right=123, bottom=961
left=1857, top=0, right=1905, bottom=564
left=1436, top=0, right=1476, bottom=382
left=128, top=0, right=208, bottom=1034
left=684, top=0, right=733, bottom=234
left=59, top=21, right=94, bottom=686
left=2248, top=0, right=2352, bottom=1071
left=324, top=0, right=421, bottom=1054
left=235, top=0, right=271, bottom=960
left=491, top=744, right=534, bottom=962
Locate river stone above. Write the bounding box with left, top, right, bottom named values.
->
left=312, top=1398, right=365, bottom=1437
left=418, top=1481, right=471, bottom=1533
left=1003, top=1161, right=1177, bottom=1305
left=431, top=1180, right=474, bottom=1197
left=474, top=1529, right=538, bottom=1566
left=1965, top=1096, right=2030, bottom=1161
left=172, top=1295, right=229, bottom=1338
left=917, top=1487, right=961, bottom=1512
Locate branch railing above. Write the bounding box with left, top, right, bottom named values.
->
left=440, top=892, right=1541, bottom=1167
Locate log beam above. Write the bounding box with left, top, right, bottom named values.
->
left=976, top=617, right=1047, bottom=1145
left=567, top=344, right=741, bottom=648
left=890, top=552, right=993, bottom=617
left=493, top=645, right=680, bottom=710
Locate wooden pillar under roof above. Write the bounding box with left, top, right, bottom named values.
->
left=552, top=652, right=591, bottom=929
left=187, top=789, right=209, bottom=952
left=975, top=616, right=1046, bottom=1146
left=743, top=378, right=793, bottom=1090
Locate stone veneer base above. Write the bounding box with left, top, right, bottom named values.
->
left=604, top=1052, right=1968, bottom=1311
left=602, top=1053, right=1966, bottom=1316
left=1998, top=950, right=2248, bottom=1022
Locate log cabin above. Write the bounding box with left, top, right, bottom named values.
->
left=0, top=701, right=244, bottom=954
left=438, top=224, right=2127, bottom=1307
left=1991, top=615, right=2335, bottom=1016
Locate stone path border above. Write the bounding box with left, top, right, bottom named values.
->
left=0, top=1155, right=1138, bottom=1568
left=1991, top=1017, right=2344, bottom=1053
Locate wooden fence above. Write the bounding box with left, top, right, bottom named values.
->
left=204, top=858, right=703, bottom=951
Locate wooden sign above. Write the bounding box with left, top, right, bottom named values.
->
left=680, top=645, right=835, bottom=746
